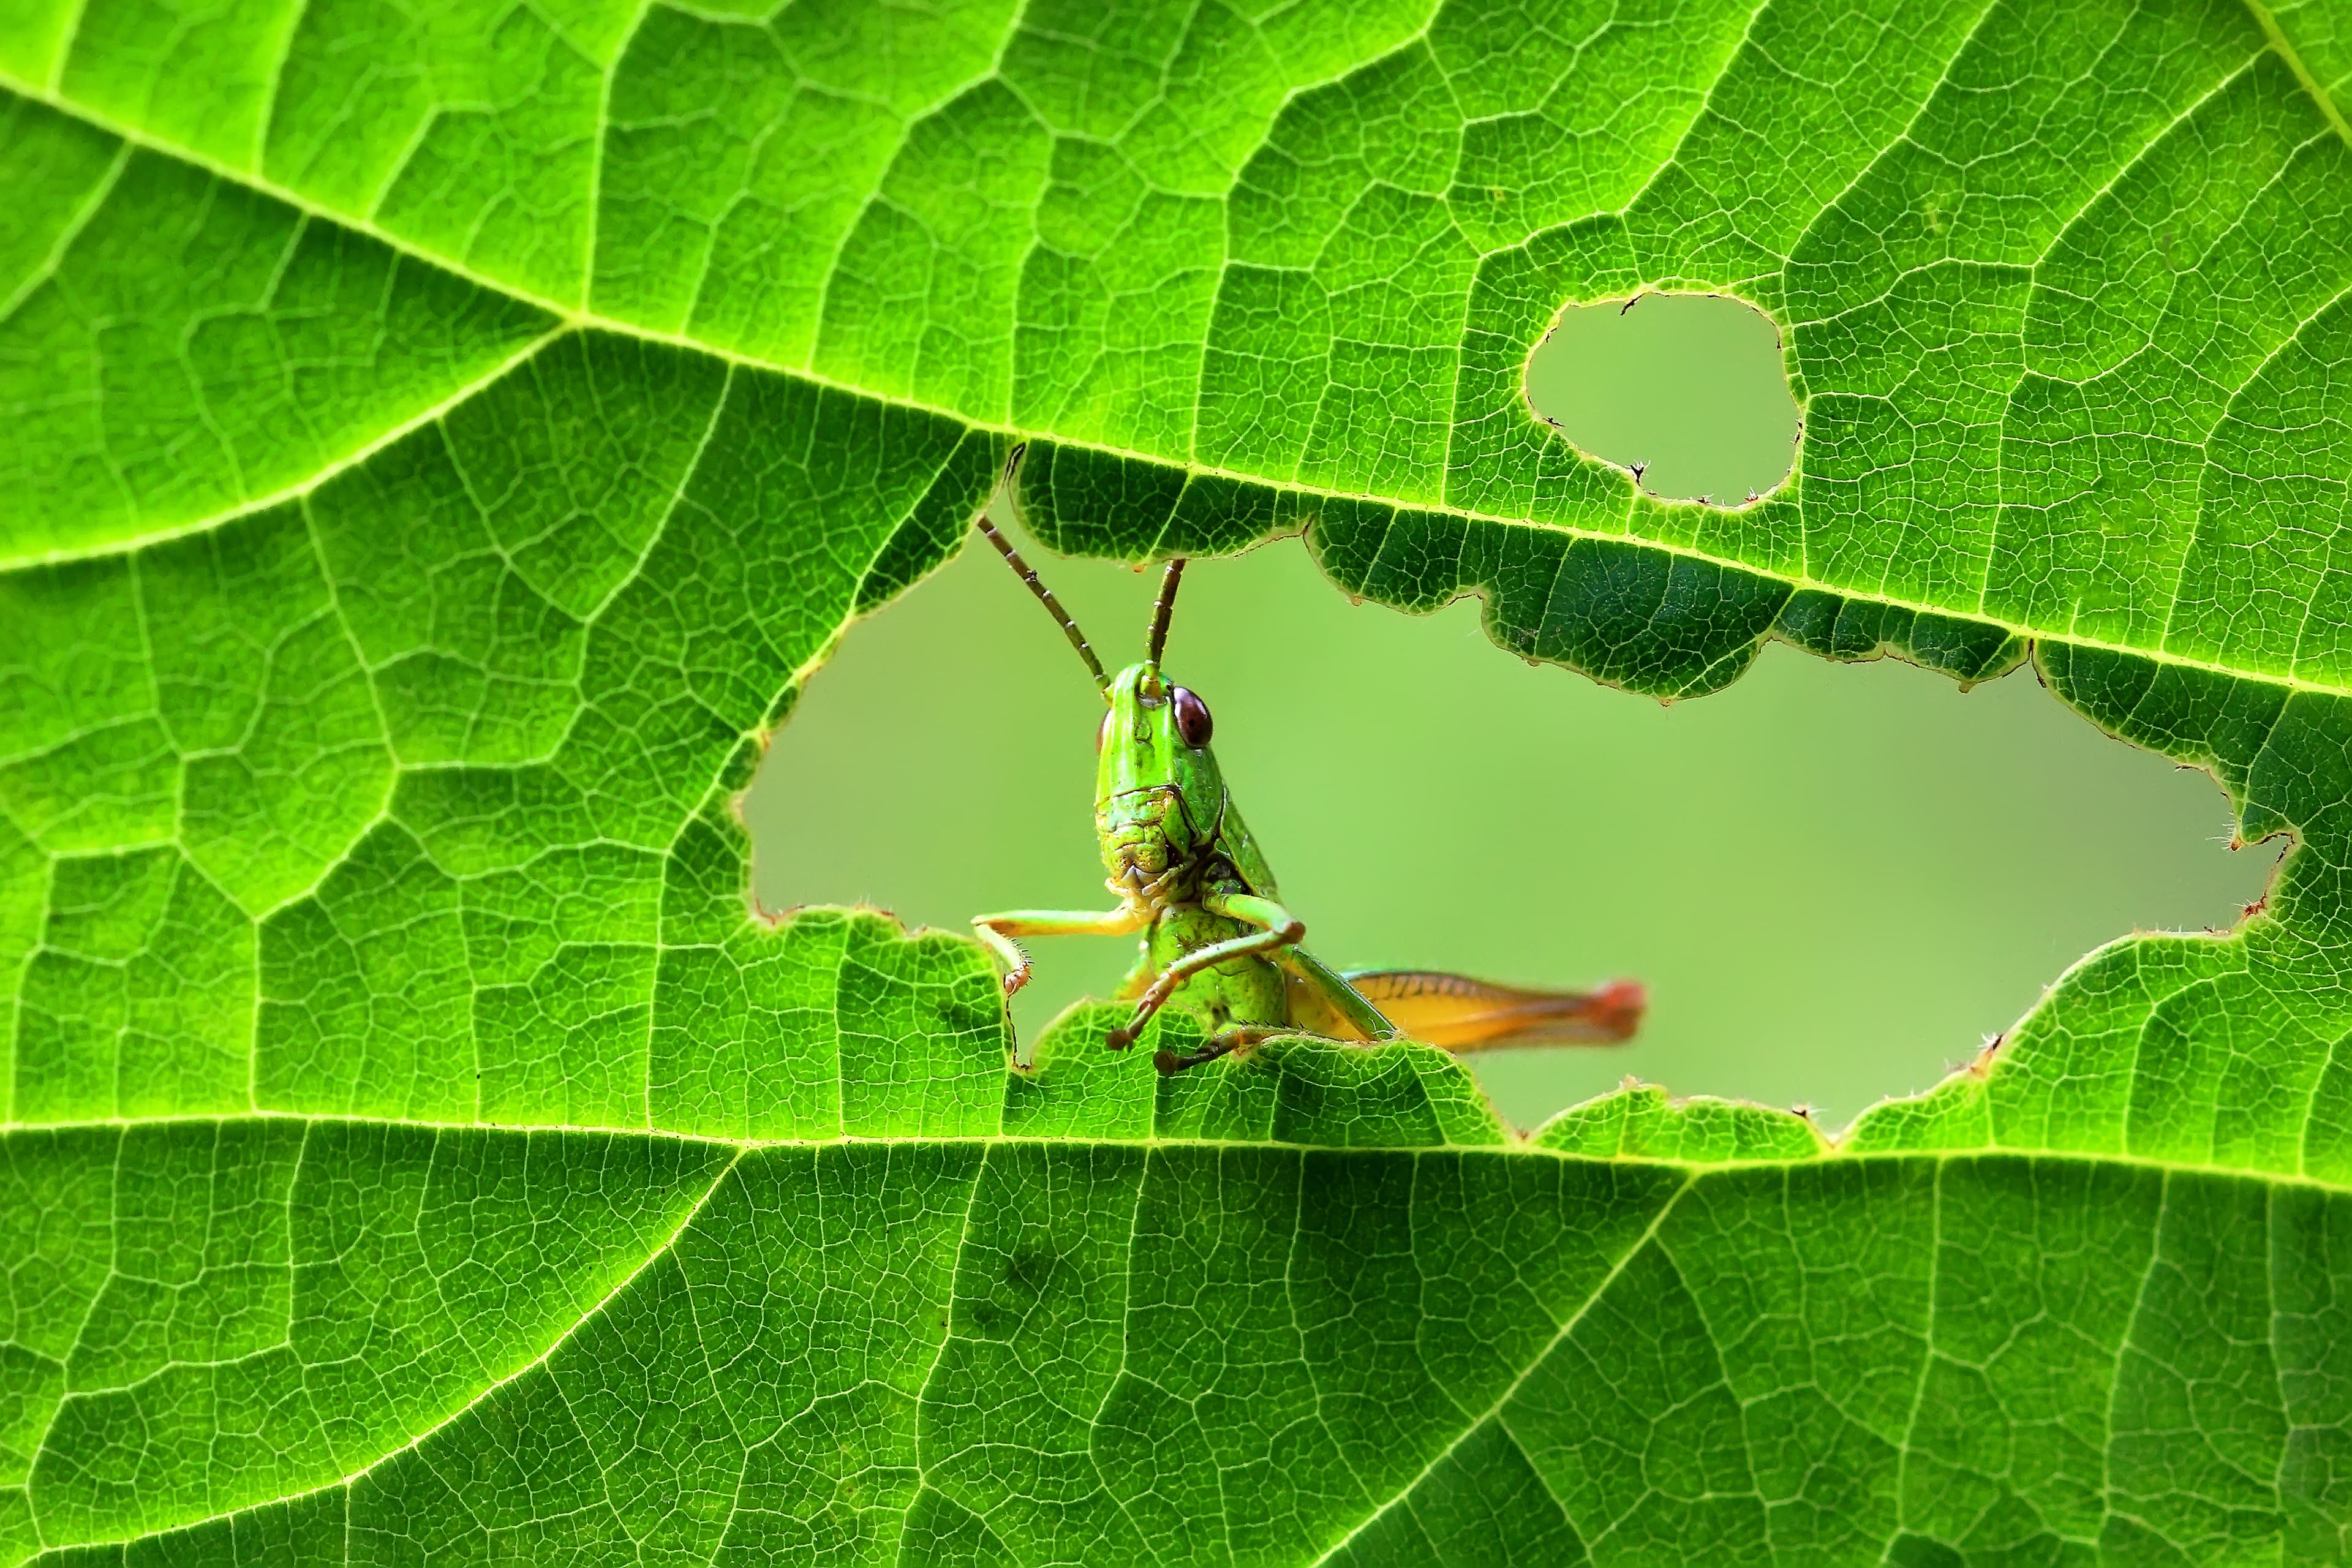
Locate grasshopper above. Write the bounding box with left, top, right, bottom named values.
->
left=969, top=491, right=1645, bottom=1076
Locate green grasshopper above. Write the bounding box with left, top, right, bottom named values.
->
left=970, top=493, right=1645, bottom=1076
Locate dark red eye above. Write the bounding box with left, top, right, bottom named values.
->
left=1096, top=709, right=1112, bottom=752
left=1171, top=686, right=1212, bottom=748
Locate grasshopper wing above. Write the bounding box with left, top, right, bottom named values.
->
left=1342, top=970, right=1645, bottom=1051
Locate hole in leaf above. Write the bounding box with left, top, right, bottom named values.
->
left=1527, top=293, right=1800, bottom=505
left=748, top=519, right=2269, bottom=1134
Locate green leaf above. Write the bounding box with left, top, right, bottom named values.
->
left=2, top=1, right=2351, bottom=1562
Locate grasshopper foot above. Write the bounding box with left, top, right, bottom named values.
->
left=1155, top=1042, right=1239, bottom=1075
left=1153, top=1026, right=1284, bottom=1075
left=1105, top=1026, right=1135, bottom=1051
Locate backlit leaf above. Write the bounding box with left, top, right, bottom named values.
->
left=3, top=1, right=2351, bottom=1561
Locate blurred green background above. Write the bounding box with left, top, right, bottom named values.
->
left=744, top=298, right=2267, bottom=1134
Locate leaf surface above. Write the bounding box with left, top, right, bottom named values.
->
left=4, top=1, right=2352, bottom=1562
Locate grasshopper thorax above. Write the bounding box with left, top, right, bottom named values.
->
left=1096, top=662, right=1227, bottom=906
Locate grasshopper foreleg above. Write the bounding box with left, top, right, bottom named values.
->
left=1105, top=892, right=1304, bottom=1050
left=973, top=907, right=1145, bottom=997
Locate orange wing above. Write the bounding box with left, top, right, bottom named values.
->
left=1340, top=970, right=1645, bottom=1051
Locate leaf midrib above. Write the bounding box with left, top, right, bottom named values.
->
left=2244, top=0, right=2352, bottom=146
left=4, top=57, right=2346, bottom=713
left=1, top=1117, right=2343, bottom=1196
left=30, top=1135, right=2308, bottom=1558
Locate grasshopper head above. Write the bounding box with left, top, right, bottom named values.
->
left=973, top=508, right=1218, bottom=901
left=1095, top=662, right=1226, bottom=900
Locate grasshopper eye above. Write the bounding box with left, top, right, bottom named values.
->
left=1096, top=709, right=1113, bottom=752
left=1171, top=686, right=1212, bottom=748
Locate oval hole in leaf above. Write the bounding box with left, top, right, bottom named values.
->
left=748, top=522, right=2269, bottom=1134
left=1527, top=293, right=1800, bottom=505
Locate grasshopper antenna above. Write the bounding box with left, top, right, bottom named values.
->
left=976, top=449, right=1110, bottom=695
left=1144, top=557, right=1186, bottom=667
